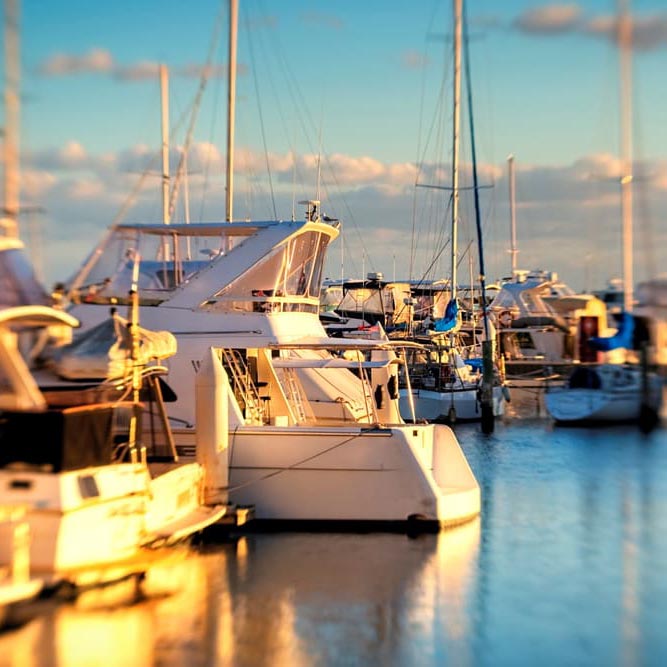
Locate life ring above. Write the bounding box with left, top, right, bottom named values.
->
left=498, top=310, right=514, bottom=328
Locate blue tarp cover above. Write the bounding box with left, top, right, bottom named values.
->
left=434, top=299, right=459, bottom=332
left=589, top=311, right=634, bottom=351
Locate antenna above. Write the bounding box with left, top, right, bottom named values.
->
left=315, top=115, right=323, bottom=206
left=508, top=154, right=518, bottom=277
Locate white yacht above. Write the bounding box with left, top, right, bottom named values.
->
left=0, top=241, right=229, bottom=588
left=64, top=211, right=480, bottom=529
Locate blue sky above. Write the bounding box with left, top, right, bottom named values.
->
left=5, top=0, right=667, bottom=291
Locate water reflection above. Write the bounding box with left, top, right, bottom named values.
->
left=1, top=420, right=666, bottom=665
left=0, top=523, right=480, bottom=667
left=457, top=420, right=667, bottom=665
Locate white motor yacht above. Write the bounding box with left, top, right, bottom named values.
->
left=64, top=211, right=480, bottom=529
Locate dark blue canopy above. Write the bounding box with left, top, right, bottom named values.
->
left=589, top=311, right=634, bottom=351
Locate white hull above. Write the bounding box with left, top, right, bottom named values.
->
left=0, top=462, right=224, bottom=587
left=178, top=422, right=480, bottom=527
left=398, top=386, right=505, bottom=422
left=545, top=388, right=656, bottom=423
left=545, top=364, right=663, bottom=424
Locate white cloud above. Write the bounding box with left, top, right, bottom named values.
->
left=114, top=61, right=161, bottom=81
left=514, top=4, right=583, bottom=34
left=511, top=5, right=667, bottom=51
left=21, top=140, right=667, bottom=292
left=65, top=179, right=105, bottom=200
left=37, top=49, right=243, bottom=81
left=38, top=49, right=114, bottom=76
left=584, top=13, right=667, bottom=51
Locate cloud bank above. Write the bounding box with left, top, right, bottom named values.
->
left=17, top=140, right=667, bottom=292
left=512, top=4, right=667, bottom=51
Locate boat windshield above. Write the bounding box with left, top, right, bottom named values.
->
left=209, top=230, right=331, bottom=313
left=67, top=224, right=254, bottom=305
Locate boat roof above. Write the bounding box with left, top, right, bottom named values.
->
left=115, top=220, right=335, bottom=236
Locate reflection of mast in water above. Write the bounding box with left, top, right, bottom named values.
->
left=620, top=479, right=640, bottom=667
left=406, top=518, right=481, bottom=666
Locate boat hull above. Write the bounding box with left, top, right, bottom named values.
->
left=545, top=388, right=654, bottom=423
left=0, top=462, right=223, bottom=587
left=185, top=423, right=480, bottom=528
left=398, top=386, right=505, bottom=422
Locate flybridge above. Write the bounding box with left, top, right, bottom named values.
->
left=67, top=216, right=340, bottom=310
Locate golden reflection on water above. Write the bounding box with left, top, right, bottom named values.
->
left=0, top=521, right=482, bottom=667
left=406, top=518, right=480, bottom=667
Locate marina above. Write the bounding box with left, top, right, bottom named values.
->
left=2, top=0, right=667, bottom=664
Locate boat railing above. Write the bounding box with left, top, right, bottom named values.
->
left=218, top=349, right=266, bottom=424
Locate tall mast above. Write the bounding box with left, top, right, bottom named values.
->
left=508, top=154, right=518, bottom=277
left=225, top=0, right=238, bottom=223
left=450, top=0, right=462, bottom=301
left=2, top=0, right=19, bottom=238
left=618, top=0, right=633, bottom=312
left=160, top=64, right=170, bottom=225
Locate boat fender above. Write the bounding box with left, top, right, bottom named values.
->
left=447, top=405, right=457, bottom=423
left=374, top=384, right=384, bottom=409
left=502, top=384, right=511, bottom=402
left=498, top=310, right=513, bottom=328
left=387, top=374, right=399, bottom=400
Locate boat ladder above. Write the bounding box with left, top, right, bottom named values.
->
left=277, top=367, right=308, bottom=424
left=219, top=349, right=265, bottom=424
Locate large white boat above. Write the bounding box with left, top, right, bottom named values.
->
left=0, top=0, right=226, bottom=593
left=0, top=268, right=229, bottom=588
left=64, top=212, right=480, bottom=529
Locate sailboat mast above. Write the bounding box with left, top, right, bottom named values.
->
left=2, top=0, right=19, bottom=238
left=618, top=0, right=633, bottom=312
left=450, top=0, right=462, bottom=301
left=225, top=0, right=238, bottom=223
left=160, top=64, right=170, bottom=225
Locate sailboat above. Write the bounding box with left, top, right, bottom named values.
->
left=544, top=0, right=662, bottom=427
left=0, top=0, right=227, bottom=591
left=397, top=0, right=506, bottom=425
left=62, top=2, right=480, bottom=529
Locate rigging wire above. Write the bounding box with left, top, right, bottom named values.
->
left=243, top=1, right=277, bottom=220
left=169, top=1, right=227, bottom=223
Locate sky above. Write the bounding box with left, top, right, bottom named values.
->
left=4, top=0, right=667, bottom=292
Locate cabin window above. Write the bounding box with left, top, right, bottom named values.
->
left=69, top=227, right=251, bottom=304
left=210, top=231, right=329, bottom=312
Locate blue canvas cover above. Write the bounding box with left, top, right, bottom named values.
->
left=589, top=311, right=634, bottom=351
left=434, top=299, right=459, bottom=332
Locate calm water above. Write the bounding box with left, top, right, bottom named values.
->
left=1, top=419, right=666, bottom=666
